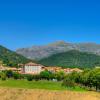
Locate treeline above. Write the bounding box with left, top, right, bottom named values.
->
left=0, top=68, right=100, bottom=91
left=0, top=45, right=32, bottom=67
left=0, top=70, right=65, bottom=81
left=39, top=50, right=100, bottom=68
left=62, top=68, right=100, bottom=91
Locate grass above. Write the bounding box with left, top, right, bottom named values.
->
left=0, top=79, right=86, bottom=91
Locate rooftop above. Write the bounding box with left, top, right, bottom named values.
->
left=25, top=62, right=44, bottom=67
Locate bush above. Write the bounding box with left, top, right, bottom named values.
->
left=1, top=72, right=6, bottom=81
left=5, top=70, right=13, bottom=78
left=62, top=73, right=76, bottom=88
left=62, top=77, right=75, bottom=88
left=55, top=71, right=65, bottom=81
left=13, top=72, right=21, bottom=79
left=33, top=75, right=40, bottom=81
left=26, top=75, right=33, bottom=81
left=40, top=70, right=51, bottom=80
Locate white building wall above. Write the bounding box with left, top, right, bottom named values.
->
left=24, top=65, right=42, bottom=74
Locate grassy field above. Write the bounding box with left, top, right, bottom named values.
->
left=0, top=79, right=86, bottom=91
left=0, top=79, right=99, bottom=100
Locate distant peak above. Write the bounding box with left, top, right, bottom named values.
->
left=55, top=40, right=66, bottom=44
left=48, top=41, right=68, bottom=46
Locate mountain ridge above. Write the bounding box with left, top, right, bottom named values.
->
left=16, top=41, right=100, bottom=60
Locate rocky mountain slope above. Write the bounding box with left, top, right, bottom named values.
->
left=16, top=41, right=100, bottom=60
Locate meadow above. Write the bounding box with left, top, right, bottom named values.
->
left=0, top=79, right=85, bottom=91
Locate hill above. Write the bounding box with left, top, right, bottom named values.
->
left=39, top=50, right=100, bottom=68
left=16, top=41, right=100, bottom=60
left=0, top=45, right=31, bottom=67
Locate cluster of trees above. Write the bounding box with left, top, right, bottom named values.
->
left=0, top=70, right=21, bottom=80
left=39, top=50, right=100, bottom=68
left=0, top=70, right=65, bottom=81
left=0, top=68, right=100, bottom=91
left=23, top=70, right=65, bottom=81
left=62, top=68, right=100, bottom=91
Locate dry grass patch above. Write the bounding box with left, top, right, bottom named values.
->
left=0, top=87, right=99, bottom=100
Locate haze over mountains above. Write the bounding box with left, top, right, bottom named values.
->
left=16, top=41, right=100, bottom=60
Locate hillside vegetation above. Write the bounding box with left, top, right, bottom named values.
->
left=0, top=45, right=31, bottom=67
left=39, top=50, right=100, bottom=68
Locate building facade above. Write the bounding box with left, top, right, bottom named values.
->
left=22, top=62, right=43, bottom=74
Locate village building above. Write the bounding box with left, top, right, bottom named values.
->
left=71, top=68, right=83, bottom=73
left=43, top=67, right=62, bottom=73
left=22, top=62, right=44, bottom=74
left=42, top=67, right=83, bottom=74
left=0, top=61, right=83, bottom=74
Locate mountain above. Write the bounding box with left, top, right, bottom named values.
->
left=16, top=41, right=100, bottom=60
left=0, top=45, right=31, bottom=67
left=39, top=50, right=100, bottom=68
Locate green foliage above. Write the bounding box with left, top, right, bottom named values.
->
left=80, top=68, right=100, bottom=91
left=5, top=70, right=13, bottom=78
left=13, top=72, right=21, bottom=80
left=33, top=75, right=41, bottom=81
left=40, top=70, right=53, bottom=80
left=62, top=77, right=75, bottom=88
left=0, top=45, right=31, bottom=67
left=62, top=72, right=78, bottom=88
left=55, top=71, right=65, bottom=81
left=39, top=50, right=100, bottom=68
left=61, top=68, right=100, bottom=91
left=63, top=68, right=100, bottom=91
left=26, top=75, right=33, bottom=81
left=0, top=72, right=6, bottom=81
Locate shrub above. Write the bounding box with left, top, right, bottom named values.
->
left=5, top=70, right=13, bottom=78
left=26, top=75, right=33, bottom=81
left=33, top=75, right=40, bottom=81
left=40, top=70, right=51, bottom=80
left=1, top=72, right=6, bottom=81
left=13, top=72, right=21, bottom=79
left=55, top=71, right=65, bottom=81
left=62, top=73, right=76, bottom=88
left=62, top=77, right=75, bottom=88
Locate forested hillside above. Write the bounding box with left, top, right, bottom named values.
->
left=39, top=50, right=100, bottom=68
left=0, top=45, right=31, bottom=67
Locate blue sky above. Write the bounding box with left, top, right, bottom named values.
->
left=0, top=0, right=100, bottom=50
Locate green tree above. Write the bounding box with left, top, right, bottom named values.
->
left=40, top=70, right=52, bottom=80
left=33, top=75, right=40, bottom=81
left=26, top=75, right=33, bottom=81
left=5, top=70, right=13, bottom=78
left=55, top=71, right=65, bottom=81
left=13, top=72, right=21, bottom=80
left=62, top=76, right=75, bottom=88
left=0, top=72, right=6, bottom=81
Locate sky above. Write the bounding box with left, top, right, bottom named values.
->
left=0, top=0, right=100, bottom=50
